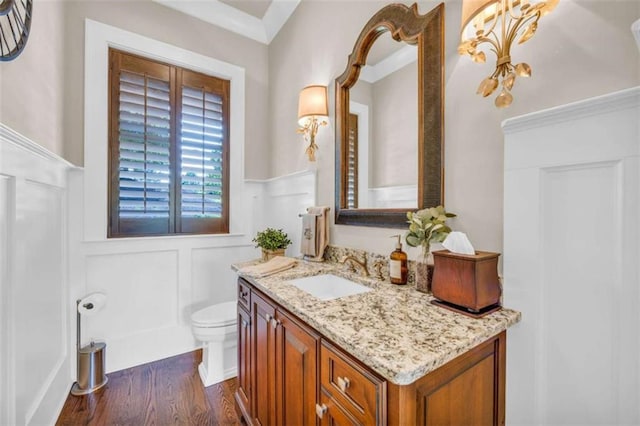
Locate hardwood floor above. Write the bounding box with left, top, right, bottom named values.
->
left=56, top=350, right=242, bottom=425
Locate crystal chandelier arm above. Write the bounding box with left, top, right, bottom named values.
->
left=507, top=0, right=526, bottom=21
left=505, top=12, right=539, bottom=48
left=481, top=10, right=501, bottom=40
left=478, top=33, right=501, bottom=55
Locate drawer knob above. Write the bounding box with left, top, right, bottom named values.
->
left=271, top=318, right=281, bottom=329
left=337, top=376, right=351, bottom=392
left=315, top=403, right=328, bottom=418
left=265, top=313, right=272, bottom=323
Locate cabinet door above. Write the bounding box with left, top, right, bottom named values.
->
left=252, top=292, right=277, bottom=426
left=414, top=332, right=505, bottom=426
left=275, top=309, right=319, bottom=426
left=236, top=306, right=251, bottom=418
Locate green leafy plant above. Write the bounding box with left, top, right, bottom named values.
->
left=252, top=228, right=292, bottom=251
left=405, top=205, right=456, bottom=254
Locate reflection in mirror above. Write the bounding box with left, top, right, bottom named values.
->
left=335, top=3, right=444, bottom=228
left=348, top=32, right=418, bottom=209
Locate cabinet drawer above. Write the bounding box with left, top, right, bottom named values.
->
left=237, top=279, right=251, bottom=312
left=319, top=387, right=361, bottom=426
left=320, top=340, right=386, bottom=425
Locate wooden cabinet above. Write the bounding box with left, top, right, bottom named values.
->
left=235, top=306, right=251, bottom=420
left=251, top=290, right=277, bottom=425
left=386, top=334, right=506, bottom=426
left=276, top=308, right=319, bottom=425
left=236, top=278, right=507, bottom=426
left=238, top=280, right=319, bottom=426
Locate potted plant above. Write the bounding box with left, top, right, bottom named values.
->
left=253, top=228, right=292, bottom=261
left=405, top=205, right=456, bottom=293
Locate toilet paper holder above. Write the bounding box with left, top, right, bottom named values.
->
left=71, top=293, right=108, bottom=396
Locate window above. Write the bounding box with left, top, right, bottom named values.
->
left=108, top=49, right=230, bottom=237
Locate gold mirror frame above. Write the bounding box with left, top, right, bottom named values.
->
left=335, top=2, right=444, bottom=228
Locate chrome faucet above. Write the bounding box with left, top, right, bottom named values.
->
left=339, top=255, right=369, bottom=277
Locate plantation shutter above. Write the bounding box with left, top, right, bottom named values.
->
left=178, top=69, right=230, bottom=234
left=109, top=52, right=175, bottom=236
left=108, top=49, right=229, bottom=237
left=346, top=113, right=358, bottom=209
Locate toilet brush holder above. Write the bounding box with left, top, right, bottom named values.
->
left=71, top=341, right=107, bottom=395
left=71, top=294, right=108, bottom=396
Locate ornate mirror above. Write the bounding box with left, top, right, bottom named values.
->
left=335, top=2, right=444, bottom=227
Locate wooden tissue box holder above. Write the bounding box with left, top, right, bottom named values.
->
left=431, top=250, right=502, bottom=318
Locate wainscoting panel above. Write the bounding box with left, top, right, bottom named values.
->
left=255, top=169, right=317, bottom=257
left=0, top=124, right=74, bottom=426
left=0, top=175, right=13, bottom=426
left=85, top=250, right=180, bottom=339
left=190, top=245, right=257, bottom=316
left=68, top=164, right=315, bottom=374
left=67, top=174, right=267, bottom=373
left=503, top=87, right=640, bottom=425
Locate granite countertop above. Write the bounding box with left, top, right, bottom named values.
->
left=232, top=258, right=521, bottom=386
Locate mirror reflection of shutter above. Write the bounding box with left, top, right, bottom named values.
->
left=109, top=51, right=174, bottom=237
left=177, top=69, right=230, bottom=234
left=347, top=113, right=359, bottom=208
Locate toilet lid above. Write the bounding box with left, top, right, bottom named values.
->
left=192, top=301, right=237, bottom=327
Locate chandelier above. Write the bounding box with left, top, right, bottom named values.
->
left=458, top=0, right=558, bottom=108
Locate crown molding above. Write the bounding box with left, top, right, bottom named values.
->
left=152, top=0, right=300, bottom=45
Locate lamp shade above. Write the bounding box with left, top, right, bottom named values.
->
left=460, top=0, right=499, bottom=38
left=297, top=85, right=328, bottom=124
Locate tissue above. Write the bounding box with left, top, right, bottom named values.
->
left=77, top=293, right=107, bottom=316
left=442, top=232, right=475, bottom=255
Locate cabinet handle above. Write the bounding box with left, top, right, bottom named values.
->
left=271, top=318, right=281, bottom=329
left=265, top=313, right=272, bottom=323
left=315, top=403, right=327, bottom=419
left=337, top=376, right=351, bottom=392
left=241, top=319, right=248, bottom=328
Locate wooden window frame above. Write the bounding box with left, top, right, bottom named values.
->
left=108, top=48, right=230, bottom=238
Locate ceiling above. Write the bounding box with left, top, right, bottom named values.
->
left=152, top=0, right=424, bottom=77
left=152, top=0, right=299, bottom=44
left=219, top=0, right=273, bottom=19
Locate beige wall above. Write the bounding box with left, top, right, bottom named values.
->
left=1, top=0, right=270, bottom=179
left=268, top=0, right=640, bottom=257
left=0, top=1, right=66, bottom=157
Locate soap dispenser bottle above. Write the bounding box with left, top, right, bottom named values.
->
left=389, top=235, right=408, bottom=285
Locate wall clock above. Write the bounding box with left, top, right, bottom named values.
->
left=0, top=0, right=32, bottom=61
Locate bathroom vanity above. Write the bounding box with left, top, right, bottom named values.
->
left=233, top=260, right=520, bottom=425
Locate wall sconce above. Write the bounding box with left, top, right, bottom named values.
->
left=297, top=85, right=328, bottom=161
left=458, top=0, right=558, bottom=108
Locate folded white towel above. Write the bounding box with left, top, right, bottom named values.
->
left=239, top=256, right=297, bottom=278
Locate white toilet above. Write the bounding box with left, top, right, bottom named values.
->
left=191, top=301, right=238, bottom=387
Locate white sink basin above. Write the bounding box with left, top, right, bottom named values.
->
left=288, top=274, right=372, bottom=301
